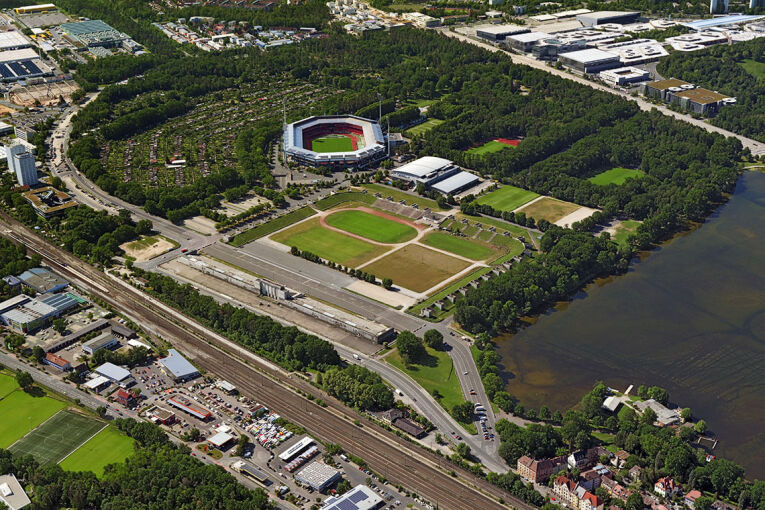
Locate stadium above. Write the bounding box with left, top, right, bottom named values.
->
left=283, top=115, right=387, bottom=169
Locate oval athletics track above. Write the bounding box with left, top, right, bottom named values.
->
left=319, top=207, right=425, bottom=245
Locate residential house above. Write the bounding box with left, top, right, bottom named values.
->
left=602, top=477, right=632, bottom=501
left=612, top=450, right=630, bottom=468
left=43, top=352, right=71, bottom=371
left=554, top=475, right=580, bottom=509
left=629, top=465, right=643, bottom=481
left=579, top=468, right=604, bottom=490
left=518, top=455, right=567, bottom=483
left=580, top=491, right=605, bottom=510
left=685, top=490, right=702, bottom=509
left=654, top=477, right=680, bottom=498
left=114, top=389, right=135, bottom=407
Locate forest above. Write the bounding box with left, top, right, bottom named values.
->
left=657, top=38, right=765, bottom=143
left=0, top=238, right=39, bottom=300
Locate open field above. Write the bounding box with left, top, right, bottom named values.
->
left=386, top=347, right=462, bottom=411
left=420, top=232, right=496, bottom=261
left=325, top=210, right=417, bottom=243
left=363, top=244, right=471, bottom=293
left=362, top=183, right=446, bottom=210
left=311, top=135, right=354, bottom=153
left=121, top=235, right=178, bottom=262
left=229, top=207, right=315, bottom=247
left=405, top=118, right=444, bottom=137
left=476, top=186, right=539, bottom=212
left=610, top=219, right=641, bottom=246
left=10, top=411, right=104, bottom=466
left=588, top=167, right=645, bottom=186
left=0, top=391, right=67, bottom=448
left=740, top=59, right=765, bottom=80
left=314, top=192, right=376, bottom=211
left=516, top=197, right=581, bottom=223
left=0, top=374, right=16, bottom=398
left=59, top=426, right=135, bottom=476
left=466, top=140, right=511, bottom=156
left=271, top=217, right=388, bottom=267
left=407, top=266, right=493, bottom=320
left=454, top=213, right=532, bottom=243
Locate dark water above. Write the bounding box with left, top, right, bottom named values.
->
left=497, top=171, right=765, bottom=479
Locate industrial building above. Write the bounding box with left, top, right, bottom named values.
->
left=82, top=331, right=119, bottom=355
left=279, top=437, right=314, bottom=462
left=43, top=352, right=71, bottom=371
left=94, top=362, right=134, bottom=386
left=643, top=79, right=734, bottom=115
left=475, top=24, right=529, bottom=41
left=0, top=473, right=31, bottom=510
left=295, top=462, right=342, bottom=492
left=557, top=48, right=621, bottom=73
left=17, top=267, right=68, bottom=294
left=83, top=375, right=110, bottom=392
left=0, top=32, right=32, bottom=51
left=322, top=485, right=384, bottom=510
left=22, top=187, right=77, bottom=218
left=15, top=4, right=57, bottom=14
left=159, top=348, right=200, bottom=381
left=0, top=49, right=51, bottom=82
left=167, top=396, right=212, bottom=420
left=505, top=31, right=548, bottom=52
left=576, top=11, right=640, bottom=27
left=391, top=157, right=479, bottom=195
left=599, top=39, right=668, bottom=64
left=231, top=460, right=270, bottom=485
left=60, top=20, right=131, bottom=49
left=598, top=66, right=650, bottom=85
left=0, top=292, right=78, bottom=333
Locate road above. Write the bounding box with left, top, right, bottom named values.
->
left=437, top=28, right=765, bottom=156
left=0, top=215, right=529, bottom=510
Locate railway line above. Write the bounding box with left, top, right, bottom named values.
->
left=0, top=214, right=532, bottom=510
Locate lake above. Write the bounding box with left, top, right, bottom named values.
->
left=497, top=171, right=765, bottom=479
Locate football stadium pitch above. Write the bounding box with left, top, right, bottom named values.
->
left=325, top=210, right=418, bottom=244
left=9, top=410, right=104, bottom=466
left=588, top=167, right=645, bottom=186
left=515, top=197, right=581, bottom=223
left=421, top=232, right=496, bottom=261
left=363, top=245, right=471, bottom=293
left=0, top=390, right=66, bottom=448
left=476, top=185, right=539, bottom=212
left=59, top=426, right=135, bottom=476
left=271, top=217, right=388, bottom=267
left=311, top=135, right=354, bottom=153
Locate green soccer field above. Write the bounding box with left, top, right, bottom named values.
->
left=421, top=232, right=496, bottom=261
left=271, top=217, right=388, bottom=267
left=311, top=136, right=354, bottom=153
left=0, top=373, right=16, bottom=399
left=10, top=410, right=104, bottom=466
left=59, top=426, right=135, bottom=477
left=325, top=210, right=417, bottom=243
left=588, top=167, right=645, bottom=186
left=476, top=185, right=539, bottom=212
left=0, top=391, right=67, bottom=448
left=465, top=140, right=511, bottom=156
left=405, top=118, right=444, bottom=137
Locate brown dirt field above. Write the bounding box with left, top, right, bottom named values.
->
left=121, top=236, right=175, bottom=262
left=515, top=197, right=581, bottom=224
left=362, top=244, right=471, bottom=293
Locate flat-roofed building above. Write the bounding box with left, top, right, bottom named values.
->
left=17, top=267, right=67, bottom=294
left=83, top=375, right=110, bottom=391
left=21, top=187, right=77, bottom=218
left=322, top=485, right=383, bottom=510
left=82, top=331, right=119, bottom=355
left=430, top=171, right=479, bottom=196
left=0, top=473, right=31, bottom=510
left=476, top=24, right=530, bottom=41
left=576, top=11, right=639, bottom=27
left=231, top=460, right=270, bottom=484
left=0, top=293, right=78, bottom=333
left=295, top=461, right=342, bottom=492
left=0, top=32, right=32, bottom=51
left=159, top=348, right=199, bottom=381
left=506, top=31, right=548, bottom=51
left=279, top=436, right=314, bottom=462
left=643, top=79, right=734, bottom=115
left=598, top=66, right=650, bottom=85
left=208, top=431, right=236, bottom=449
left=95, top=362, right=133, bottom=385
left=558, top=48, right=621, bottom=73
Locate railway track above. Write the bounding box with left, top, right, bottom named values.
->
left=0, top=215, right=533, bottom=510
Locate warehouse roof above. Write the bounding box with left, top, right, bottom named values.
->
left=431, top=171, right=479, bottom=195
left=0, top=474, right=30, bottom=510
left=17, top=268, right=68, bottom=293
left=683, top=14, right=765, bottom=30
left=83, top=375, right=110, bottom=389
left=322, top=485, right=383, bottom=510
left=295, top=461, right=341, bottom=491
left=159, top=349, right=199, bottom=380
left=476, top=24, right=529, bottom=35
left=0, top=294, right=30, bottom=314
left=578, top=11, right=639, bottom=21
left=0, top=48, right=38, bottom=65
left=559, top=48, right=619, bottom=64
left=95, top=362, right=131, bottom=382
left=61, top=19, right=117, bottom=35
left=508, top=31, right=549, bottom=43
left=0, top=31, right=31, bottom=50
left=393, top=156, right=454, bottom=179
left=83, top=331, right=117, bottom=350
left=41, top=292, right=82, bottom=313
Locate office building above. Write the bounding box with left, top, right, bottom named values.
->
left=82, top=331, right=120, bottom=355
left=10, top=150, right=37, bottom=187
left=710, top=0, right=729, bottom=13
left=475, top=24, right=529, bottom=41
left=576, top=11, right=640, bottom=26
left=557, top=48, right=621, bottom=73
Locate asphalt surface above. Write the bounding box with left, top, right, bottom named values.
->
left=0, top=216, right=529, bottom=510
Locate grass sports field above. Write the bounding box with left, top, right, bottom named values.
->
left=59, top=426, right=135, bottom=476
left=405, top=118, right=444, bottom=137
left=0, top=374, right=16, bottom=398
left=466, top=140, right=511, bottom=156
left=476, top=186, right=539, bottom=212
left=314, top=192, right=376, bottom=211
left=9, top=411, right=104, bottom=466
left=311, top=135, right=354, bottom=153
left=740, top=59, right=765, bottom=80
left=229, top=207, right=315, bottom=247
left=325, top=210, right=417, bottom=244
left=610, top=219, right=641, bottom=246
left=271, top=217, right=387, bottom=267
left=0, top=390, right=66, bottom=447
left=588, top=167, right=645, bottom=186
left=421, top=232, right=496, bottom=261
left=363, top=244, right=470, bottom=293
left=516, top=197, right=581, bottom=223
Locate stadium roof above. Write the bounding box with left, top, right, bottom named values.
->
left=559, top=48, right=619, bottom=64
left=0, top=474, right=30, bottom=510
left=160, top=349, right=199, bottom=380
left=431, top=171, right=479, bottom=195
left=683, top=14, right=765, bottom=30
left=322, top=485, right=383, bottom=510
left=95, top=362, right=131, bottom=382
left=393, top=156, right=454, bottom=179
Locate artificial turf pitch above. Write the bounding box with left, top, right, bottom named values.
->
left=0, top=391, right=66, bottom=448
left=325, top=210, right=417, bottom=244
left=8, top=410, right=103, bottom=465
left=421, top=232, right=496, bottom=261
left=476, top=185, right=539, bottom=212
left=311, top=136, right=354, bottom=153
left=59, top=426, right=135, bottom=476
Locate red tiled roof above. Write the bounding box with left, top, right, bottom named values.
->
left=583, top=492, right=603, bottom=507
left=45, top=352, right=69, bottom=366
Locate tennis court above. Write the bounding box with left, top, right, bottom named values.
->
left=9, top=410, right=105, bottom=466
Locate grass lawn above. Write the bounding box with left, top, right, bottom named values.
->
left=611, top=219, right=641, bottom=247
left=314, top=192, right=377, bottom=211
left=325, top=210, right=417, bottom=243
left=311, top=136, right=354, bottom=153
left=363, top=244, right=471, bottom=293
left=271, top=217, right=388, bottom=267
left=588, top=167, right=645, bottom=186
left=465, top=140, right=512, bottom=156
left=362, top=183, right=446, bottom=210
left=457, top=213, right=531, bottom=242
left=0, top=391, right=67, bottom=448
left=386, top=347, right=463, bottom=414
left=407, top=266, right=493, bottom=319
left=476, top=230, right=494, bottom=242
left=10, top=411, right=104, bottom=466
left=405, top=118, right=444, bottom=137
left=421, top=232, right=496, bottom=261
left=126, top=236, right=158, bottom=250
left=59, top=426, right=135, bottom=477
left=462, top=225, right=479, bottom=237
left=0, top=374, right=16, bottom=399
left=516, top=197, right=581, bottom=223
left=476, top=186, right=539, bottom=212
left=740, top=59, right=765, bottom=80
left=229, top=207, right=316, bottom=247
